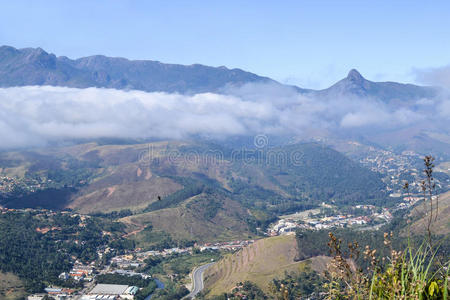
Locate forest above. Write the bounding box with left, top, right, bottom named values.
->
left=0, top=210, right=126, bottom=292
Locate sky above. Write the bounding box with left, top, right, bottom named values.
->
left=1, top=1, right=450, bottom=88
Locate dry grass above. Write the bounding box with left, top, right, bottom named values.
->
left=203, top=235, right=329, bottom=296
left=120, top=194, right=252, bottom=244
left=408, top=190, right=450, bottom=235
left=69, top=174, right=182, bottom=213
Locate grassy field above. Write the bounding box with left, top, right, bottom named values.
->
left=203, top=235, right=329, bottom=296
left=0, top=272, right=26, bottom=300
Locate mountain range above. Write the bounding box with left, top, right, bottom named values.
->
left=1, top=45, right=449, bottom=158
left=0, top=45, right=437, bottom=99
left=0, top=45, right=281, bottom=94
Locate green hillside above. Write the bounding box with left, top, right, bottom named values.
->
left=0, top=141, right=387, bottom=242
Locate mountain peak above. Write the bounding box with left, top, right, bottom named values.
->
left=346, top=69, right=364, bottom=82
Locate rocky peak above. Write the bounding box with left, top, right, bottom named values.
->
left=22, top=47, right=56, bottom=69
left=346, top=69, right=365, bottom=83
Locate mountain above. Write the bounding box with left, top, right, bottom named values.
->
left=0, top=141, right=387, bottom=242
left=1, top=46, right=438, bottom=99
left=314, top=69, right=437, bottom=102
left=0, top=45, right=290, bottom=94
left=1, top=45, right=448, bottom=156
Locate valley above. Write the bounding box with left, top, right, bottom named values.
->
left=0, top=37, right=449, bottom=299
left=1, top=137, right=448, bottom=299
left=0, top=140, right=392, bottom=242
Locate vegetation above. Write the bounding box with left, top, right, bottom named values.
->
left=150, top=281, right=189, bottom=299
left=0, top=210, right=125, bottom=293
left=323, top=156, right=449, bottom=299
left=134, top=280, right=158, bottom=300
left=140, top=250, right=221, bottom=281
left=186, top=192, right=224, bottom=220
left=269, top=269, right=325, bottom=299
left=199, top=281, right=267, bottom=300
left=0, top=141, right=391, bottom=247
left=96, top=273, right=153, bottom=287
left=161, top=250, right=221, bottom=277
left=144, top=179, right=205, bottom=212
left=91, top=209, right=134, bottom=219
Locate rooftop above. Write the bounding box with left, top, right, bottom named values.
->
left=89, top=284, right=129, bottom=295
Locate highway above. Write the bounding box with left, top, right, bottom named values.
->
left=184, top=262, right=215, bottom=299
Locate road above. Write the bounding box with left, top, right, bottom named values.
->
left=184, top=262, right=215, bottom=299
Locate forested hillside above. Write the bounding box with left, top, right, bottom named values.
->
left=0, top=210, right=129, bottom=292
left=0, top=141, right=388, bottom=242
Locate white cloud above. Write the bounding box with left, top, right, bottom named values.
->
left=0, top=85, right=447, bottom=149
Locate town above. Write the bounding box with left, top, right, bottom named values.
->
left=266, top=192, right=429, bottom=236
left=1, top=147, right=448, bottom=300
left=0, top=206, right=254, bottom=300
left=26, top=239, right=254, bottom=300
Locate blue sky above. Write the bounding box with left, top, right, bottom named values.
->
left=1, top=1, right=450, bottom=89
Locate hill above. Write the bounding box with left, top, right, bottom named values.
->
left=0, top=46, right=437, bottom=101
left=203, top=235, right=329, bottom=296
left=120, top=192, right=253, bottom=244
left=0, top=141, right=387, bottom=243
left=1, top=142, right=388, bottom=212
left=0, top=45, right=285, bottom=94
left=408, top=190, right=450, bottom=235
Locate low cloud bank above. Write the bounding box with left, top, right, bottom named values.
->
left=0, top=85, right=448, bottom=149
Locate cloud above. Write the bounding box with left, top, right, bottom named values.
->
left=0, top=85, right=447, bottom=149
left=414, top=65, right=450, bottom=89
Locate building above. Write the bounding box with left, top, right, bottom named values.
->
left=59, top=272, right=69, bottom=280
left=122, top=286, right=139, bottom=299
left=85, top=284, right=139, bottom=299
left=45, top=287, right=62, bottom=295
left=28, top=295, right=46, bottom=300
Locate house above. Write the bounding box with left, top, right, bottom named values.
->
left=44, top=287, right=62, bottom=295
left=59, top=272, right=69, bottom=280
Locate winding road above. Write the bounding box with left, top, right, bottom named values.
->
left=184, top=262, right=215, bottom=299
